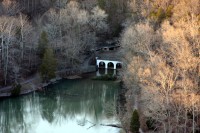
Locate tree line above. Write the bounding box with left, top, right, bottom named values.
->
left=120, top=0, right=200, bottom=132
left=0, top=0, right=108, bottom=85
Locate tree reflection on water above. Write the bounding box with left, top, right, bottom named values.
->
left=0, top=78, right=120, bottom=133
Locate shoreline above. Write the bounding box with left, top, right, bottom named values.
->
left=0, top=68, right=97, bottom=98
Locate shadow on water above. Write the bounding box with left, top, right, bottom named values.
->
left=96, top=69, right=118, bottom=77
left=0, top=78, right=120, bottom=133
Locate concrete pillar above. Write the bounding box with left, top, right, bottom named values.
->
left=105, top=69, right=108, bottom=75
left=113, top=62, right=117, bottom=69
left=96, top=61, right=99, bottom=68
left=105, top=62, right=108, bottom=69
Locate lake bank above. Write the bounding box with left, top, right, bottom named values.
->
left=0, top=66, right=97, bottom=98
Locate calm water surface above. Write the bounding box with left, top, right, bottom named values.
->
left=0, top=77, right=121, bottom=133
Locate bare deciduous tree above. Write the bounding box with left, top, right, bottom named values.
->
left=120, top=19, right=200, bottom=132
left=44, top=1, right=108, bottom=69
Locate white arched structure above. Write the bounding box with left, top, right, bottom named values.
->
left=96, top=59, right=122, bottom=69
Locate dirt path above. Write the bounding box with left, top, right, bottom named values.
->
left=0, top=75, right=37, bottom=92
left=0, top=74, right=41, bottom=97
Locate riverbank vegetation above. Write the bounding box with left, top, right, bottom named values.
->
left=11, top=83, right=21, bottom=96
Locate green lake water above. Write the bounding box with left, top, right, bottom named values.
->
left=0, top=77, right=121, bottom=133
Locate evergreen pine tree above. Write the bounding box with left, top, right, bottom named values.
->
left=40, top=48, right=56, bottom=81
left=130, top=109, right=140, bottom=133
left=38, top=31, right=48, bottom=58
left=98, top=0, right=106, bottom=9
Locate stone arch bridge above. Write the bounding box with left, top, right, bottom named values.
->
left=96, top=58, right=122, bottom=69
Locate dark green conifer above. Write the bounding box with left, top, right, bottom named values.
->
left=40, top=48, right=56, bottom=81
left=130, top=109, right=140, bottom=133
left=38, top=31, right=48, bottom=58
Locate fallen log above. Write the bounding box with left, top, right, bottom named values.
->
left=100, top=124, right=122, bottom=128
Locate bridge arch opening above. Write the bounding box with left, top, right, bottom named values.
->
left=116, top=63, right=122, bottom=69
left=108, top=62, right=114, bottom=69
left=99, top=61, right=105, bottom=68
left=109, top=47, right=114, bottom=50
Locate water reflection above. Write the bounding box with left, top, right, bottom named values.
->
left=96, top=69, right=117, bottom=76
left=0, top=78, right=120, bottom=133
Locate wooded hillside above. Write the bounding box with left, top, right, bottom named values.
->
left=0, top=0, right=109, bottom=85
left=121, top=0, right=200, bottom=132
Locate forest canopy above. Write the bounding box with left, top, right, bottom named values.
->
left=121, top=0, right=200, bottom=132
